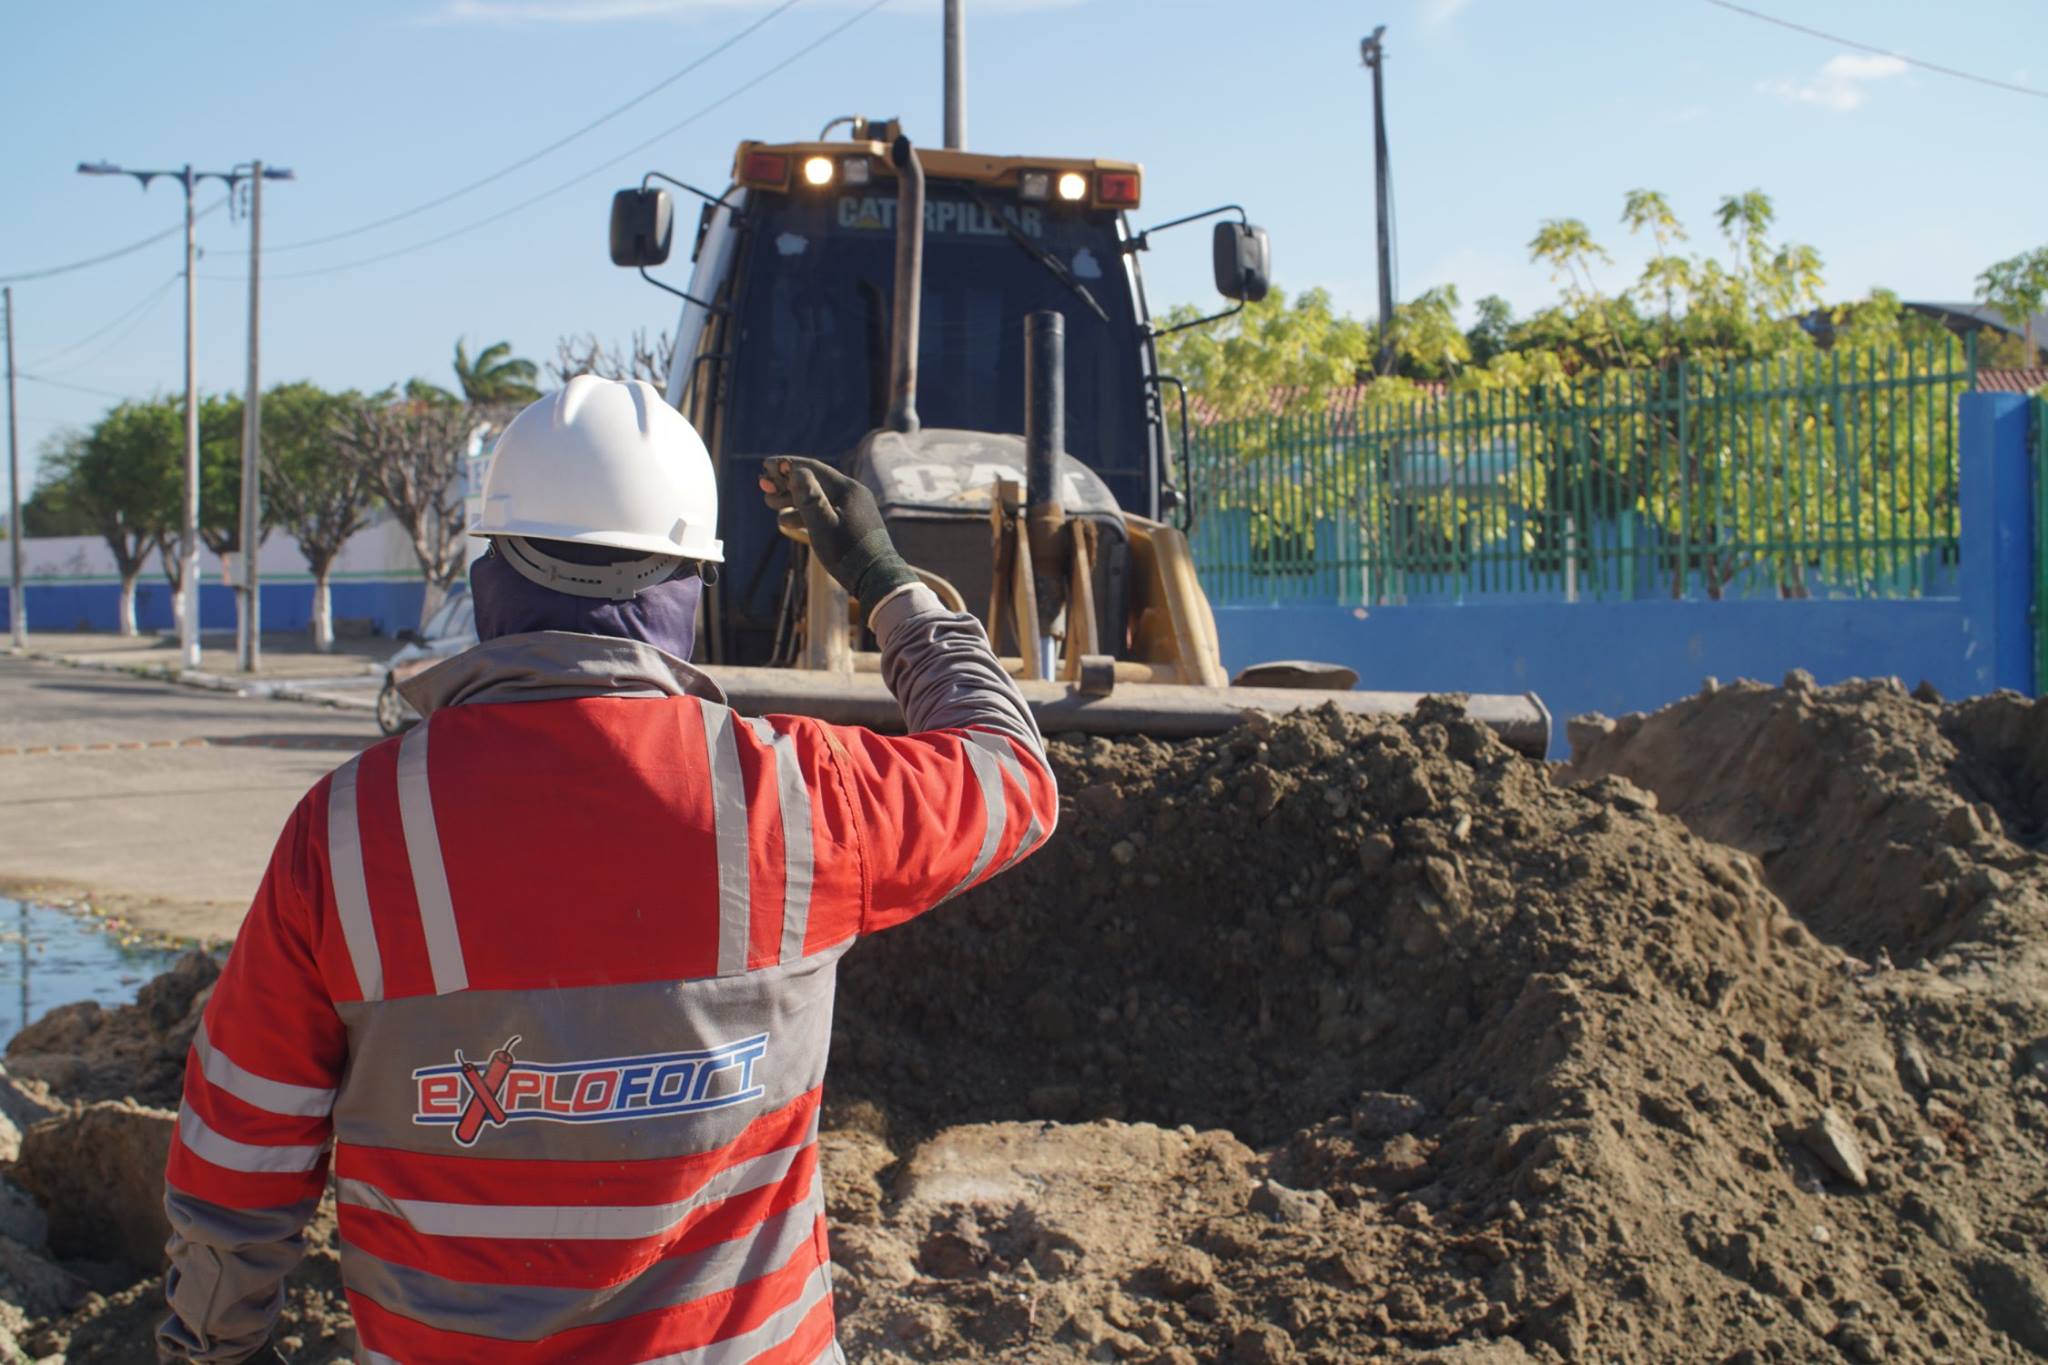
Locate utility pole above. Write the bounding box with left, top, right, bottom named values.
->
left=4, top=287, right=22, bottom=651
left=235, top=163, right=293, bottom=671
left=943, top=0, right=966, bottom=149
left=1361, top=27, right=1396, bottom=376
left=79, top=159, right=290, bottom=671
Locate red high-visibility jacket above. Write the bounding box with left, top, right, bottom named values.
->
left=160, top=587, right=1057, bottom=1364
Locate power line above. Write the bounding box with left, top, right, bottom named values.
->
left=18, top=373, right=134, bottom=401
left=1703, top=0, right=2048, bottom=100
left=0, top=198, right=230, bottom=284
left=24, top=273, right=182, bottom=371
left=35, top=278, right=183, bottom=381
left=219, top=0, right=806, bottom=258
left=246, top=0, right=892, bottom=284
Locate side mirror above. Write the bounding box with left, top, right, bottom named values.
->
left=1212, top=221, right=1271, bottom=303
left=610, top=188, right=674, bottom=268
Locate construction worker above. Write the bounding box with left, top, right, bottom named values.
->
left=158, top=376, right=1058, bottom=1363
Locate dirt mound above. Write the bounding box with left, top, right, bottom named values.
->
left=5, top=699, right=2046, bottom=1361
left=830, top=701, right=1812, bottom=1146
left=12, top=1103, right=176, bottom=1277
left=3, top=951, right=217, bottom=1107
left=817, top=702, right=2048, bottom=1361
left=1566, top=675, right=2048, bottom=967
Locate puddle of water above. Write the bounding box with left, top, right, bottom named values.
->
left=0, top=898, right=199, bottom=1050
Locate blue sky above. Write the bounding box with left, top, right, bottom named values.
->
left=4, top=0, right=2043, bottom=487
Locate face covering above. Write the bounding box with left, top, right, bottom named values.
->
left=469, top=546, right=704, bottom=662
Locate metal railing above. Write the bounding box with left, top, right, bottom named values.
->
left=1185, top=340, right=1975, bottom=605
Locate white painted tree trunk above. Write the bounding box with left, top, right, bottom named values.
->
left=117, top=573, right=139, bottom=637
left=418, top=578, right=450, bottom=631
left=311, top=570, right=334, bottom=653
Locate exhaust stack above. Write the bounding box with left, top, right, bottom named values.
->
left=886, top=136, right=925, bottom=435
left=1024, top=309, right=1068, bottom=678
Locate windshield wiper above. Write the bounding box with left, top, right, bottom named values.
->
left=967, top=189, right=1110, bottom=324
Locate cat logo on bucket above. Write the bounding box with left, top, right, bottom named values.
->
left=412, top=1032, right=769, bottom=1147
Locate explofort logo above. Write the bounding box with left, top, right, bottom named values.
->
left=412, top=1033, right=770, bottom=1147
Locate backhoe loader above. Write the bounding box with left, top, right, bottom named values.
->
left=607, top=120, right=1548, bottom=753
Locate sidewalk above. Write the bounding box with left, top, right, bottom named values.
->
left=12, top=630, right=387, bottom=711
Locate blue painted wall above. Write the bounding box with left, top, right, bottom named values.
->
left=1, top=579, right=425, bottom=638
left=1214, top=393, right=2036, bottom=759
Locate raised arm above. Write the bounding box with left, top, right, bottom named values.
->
left=758, top=459, right=1058, bottom=933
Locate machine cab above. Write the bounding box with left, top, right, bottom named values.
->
left=613, top=121, right=1268, bottom=669
left=624, top=130, right=1157, bottom=663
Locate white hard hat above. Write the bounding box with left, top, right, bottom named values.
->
left=471, top=377, right=724, bottom=595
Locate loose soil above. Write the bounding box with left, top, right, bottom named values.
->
left=2, top=684, right=2044, bottom=1362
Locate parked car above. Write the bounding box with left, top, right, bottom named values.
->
left=374, top=589, right=477, bottom=735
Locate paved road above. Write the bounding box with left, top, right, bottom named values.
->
left=0, top=656, right=377, bottom=944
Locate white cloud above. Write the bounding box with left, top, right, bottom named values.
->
left=1419, top=0, right=1470, bottom=27
left=1764, top=52, right=1907, bottom=112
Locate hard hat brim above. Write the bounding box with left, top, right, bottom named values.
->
left=470, top=517, right=724, bottom=564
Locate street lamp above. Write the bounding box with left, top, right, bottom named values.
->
left=76, top=159, right=292, bottom=671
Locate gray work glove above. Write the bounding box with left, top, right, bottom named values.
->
left=760, top=456, right=920, bottom=610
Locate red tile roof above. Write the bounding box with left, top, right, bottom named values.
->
left=1975, top=368, right=2048, bottom=393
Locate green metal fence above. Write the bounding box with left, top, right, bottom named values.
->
left=1185, top=340, right=1976, bottom=606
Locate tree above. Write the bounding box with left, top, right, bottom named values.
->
left=1465, top=295, right=1515, bottom=368
left=195, top=393, right=254, bottom=559
left=43, top=402, right=179, bottom=634
left=1152, top=288, right=1379, bottom=420
left=263, top=383, right=378, bottom=651
left=334, top=390, right=479, bottom=622
left=549, top=330, right=675, bottom=388
left=1975, top=246, right=2048, bottom=363
left=452, top=339, right=541, bottom=406
left=1386, top=285, right=1472, bottom=380
left=20, top=461, right=96, bottom=537
left=1170, top=187, right=1972, bottom=605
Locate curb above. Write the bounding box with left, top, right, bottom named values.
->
left=20, top=648, right=381, bottom=713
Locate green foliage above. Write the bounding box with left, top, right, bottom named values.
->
left=1175, top=187, right=1980, bottom=603
left=452, top=338, right=541, bottom=406
left=1386, top=286, right=1471, bottom=380
left=1974, top=247, right=2048, bottom=361
left=196, top=393, right=250, bottom=556
left=41, top=399, right=181, bottom=576
left=261, top=382, right=378, bottom=578
left=1151, top=288, right=1377, bottom=420
left=1464, top=296, right=1514, bottom=368
left=20, top=439, right=97, bottom=537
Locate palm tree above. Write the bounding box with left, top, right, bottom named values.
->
left=452, top=339, right=541, bottom=406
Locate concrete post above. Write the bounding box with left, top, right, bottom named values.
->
left=1958, top=392, right=2033, bottom=694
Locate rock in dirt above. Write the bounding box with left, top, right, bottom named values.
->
left=1894, top=1034, right=1934, bottom=1090
left=0, top=1064, right=58, bottom=1166
left=1232, top=1322, right=1295, bottom=1363
left=1247, top=1178, right=1327, bottom=1226
left=11, top=1101, right=174, bottom=1274
left=1351, top=1091, right=1427, bottom=1139
left=1800, top=1108, right=1869, bottom=1188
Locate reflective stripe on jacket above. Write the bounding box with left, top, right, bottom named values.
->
left=159, top=586, right=1057, bottom=1364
